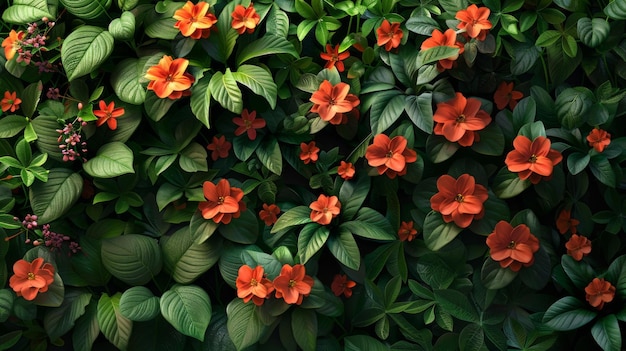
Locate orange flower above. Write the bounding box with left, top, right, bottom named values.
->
left=376, top=19, right=403, bottom=51
left=587, top=128, right=611, bottom=152
left=2, top=30, right=24, bottom=61
left=493, top=81, right=523, bottom=110
left=145, top=55, right=195, bottom=99
left=420, top=29, right=463, bottom=71
left=9, top=258, right=55, bottom=301
left=433, top=92, right=491, bottom=147
left=337, top=161, right=355, bottom=180
left=309, top=194, right=341, bottom=225
left=566, top=234, right=591, bottom=261
left=320, top=44, right=350, bottom=72
left=94, top=100, right=125, bottom=130
left=300, top=141, right=320, bottom=164
left=259, top=203, right=280, bottom=226
left=486, top=221, right=540, bottom=272
left=310, top=80, right=360, bottom=123
left=505, top=135, right=563, bottom=184
left=430, top=174, right=488, bottom=228
left=1, top=91, right=22, bottom=113
left=398, top=221, right=418, bottom=242
left=455, top=4, right=492, bottom=40
left=236, top=265, right=274, bottom=306
left=206, top=135, right=231, bottom=161
left=331, top=274, right=356, bottom=298
left=365, top=134, right=418, bottom=179
left=585, top=278, right=615, bottom=310
left=173, top=1, right=218, bottom=39
left=556, top=209, right=580, bottom=235
left=273, top=264, right=314, bottom=305
left=231, top=4, right=260, bottom=34
left=233, top=109, right=266, bottom=140
left=198, top=178, right=246, bottom=224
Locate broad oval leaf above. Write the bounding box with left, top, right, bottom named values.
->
left=226, top=299, right=264, bottom=350
left=577, top=17, right=610, bottom=48
left=111, top=58, right=147, bottom=105
left=542, top=296, right=596, bottom=331
left=605, top=0, right=626, bottom=19
left=190, top=74, right=212, bottom=129
left=101, top=234, right=162, bottom=286
left=434, top=289, right=479, bottom=323
left=423, top=211, right=463, bottom=251
left=209, top=70, right=243, bottom=114
left=236, top=34, right=299, bottom=66
left=271, top=206, right=313, bottom=234
left=43, top=289, right=92, bottom=340
left=480, top=258, right=518, bottom=289
left=298, top=223, right=329, bottom=264
left=119, top=286, right=160, bottom=321
left=232, top=65, right=278, bottom=109
left=61, top=26, right=114, bottom=81
left=591, top=314, right=621, bottom=351
left=160, top=284, right=211, bottom=341
left=161, top=227, right=221, bottom=284
left=405, top=93, right=434, bottom=134
left=83, top=141, right=135, bottom=178
left=255, top=136, right=282, bottom=175
left=0, top=115, right=28, bottom=138
left=108, top=11, right=135, bottom=40
left=29, top=168, right=82, bottom=223
left=327, top=227, right=361, bottom=270
left=2, top=0, right=53, bottom=24
left=97, top=293, right=133, bottom=351
left=342, top=207, right=395, bottom=241
left=60, top=0, right=111, bottom=19
left=493, top=167, right=531, bottom=199
left=292, top=308, right=317, bottom=351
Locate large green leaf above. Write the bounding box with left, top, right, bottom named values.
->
left=561, top=255, right=595, bottom=290
left=203, top=1, right=239, bottom=62
left=591, top=315, right=621, bottom=351
left=405, top=93, right=434, bottom=134
left=29, top=168, right=82, bottom=223
left=606, top=255, right=626, bottom=300
left=218, top=209, right=259, bottom=244
left=605, top=0, right=626, bottom=19
left=179, top=142, right=208, bottom=172
left=0, top=116, right=28, bottom=138
left=292, top=308, right=317, bottom=351
left=236, top=34, right=299, bottom=66
left=61, top=26, right=114, bottom=81
left=339, top=174, right=370, bottom=221
left=73, top=301, right=100, bottom=351
left=108, top=11, right=135, bottom=40
left=423, top=211, right=463, bottom=251
left=480, top=258, right=518, bottom=289
left=577, top=17, right=609, bottom=48
left=97, top=293, right=133, bottom=351
left=416, top=46, right=460, bottom=67
left=161, top=227, right=221, bottom=284
left=119, top=286, right=160, bottom=322
left=60, top=0, right=111, bottom=19
left=226, top=299, right=265, bottom=350
left=492, top=167, right=531, bottom=198
left=271, top=206, right=313, bottom=234
left=189, top=210, right=220, bottom=244
left=160, top=284, right=211, bottom=341
left=434, top=289, right=479, bottom=323
left=43, top=289, right=92, bottom=340
left=327, top=227, right=360, bottom=270
left=255, top=136, right=282, bottom=175
left=209, top=70, right=243, bottom=114
left=266, top=4, right=290, bottom=37
left=111, top=58, right=148, bottom=105
left=298, top=223, right=329, bottom=264
left=83, top=141, right=135, bottom=178
left=542, top=296, right=596, bottom=331
left=345, top=335, right=389, bottom=351
left=232, top=65, right=278, bottom=109
left=341, top=207, right=395, bottom=241
left=555, top=87, right=593, bottom=129
left=2, top=0, right=53, bottom=23
left=190, top=74, right=212, bottom=129
left=459, top=324, right=484, bottom=351
left=101, top=234, right=162, bottom=286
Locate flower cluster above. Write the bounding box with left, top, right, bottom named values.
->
left=2, top=19, right=59, bottom=71
left=56, top=117, right=88, bottom=162
left=236, top=264, right=314, bottom=306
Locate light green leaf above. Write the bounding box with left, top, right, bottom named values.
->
left=43, top=289, right=92, bottom=340
left=83, top=141, right=134, bottom=178
left=179, top=142, right=208, bottom=172
left=73, top=301, right=99, bottom=351
left=209, top=70, right=243, bottom=114
left=493, top=167, right=531, bottom=198
left=577, top=17, right=609, bottom=48
left=0, top=116, right=28, bottom=138
left=226, top=299, right=264, bottom=350
left=203, top=1, right=239, bottom=62
left=29, top=168, right=82, bottom=223
left=101, top=234, right=162, bottom=285
left=327, top=227, right=360, bottom=270
left=271, top=206, right=313, bottom=234
left=108, top=11, right=135, bottom=40
left=236, top=34, right=299, bottom=66
left=189, top=210, right=220, bottom=244
left=97, top=293, right=133, bottom=351
left=405, top=93, right=433, bottom=134
left=190, top=74, right=212, bottom=129
left=60, top=0, right=111, bottom=19
left=119, top=286, right=160, bottom=322
left=161, top=227, right=221, bottom=284
left=341, top=207, right=396, bottom=241
left=160, top=284, right=211, bottom=341
left=298, top=223, right=329, bottom=264
left=423, top=211, right=463, bottom=251
left=110, top=58, right=147, bottom=105
left=20, top=81, right=43, bottom=119
left=604, top=0, right=626, bottom=19
left=61, top=26, right=114, bottom=81
left=255, top=136, right=282, bottom=175
left=2, top=0, right=53, bottom=24
left=416, top=46, right=460, bottom=67
left=266, top=4, right=290, bottom=37
left=232, top=65, right=278, bottom=109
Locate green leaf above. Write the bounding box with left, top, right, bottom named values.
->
left=405, top=93, right=434, bottom=134
left=567, top=152, right=590, bottom=175
left=101, top=234, right=162, bottom=285
left=20, top=81, right=43, bottom=119
left=0, top=330, right=22, bottom=350
left=342, top=207, right=395, bottom=241
left=189, top=210, right=220, bottom=244
left=555, top=87, right=593, bottom=129
left=589, top=154, right=616, bottom=187
left=577, top=17, right=609, bottom=48
left=345, top=335, right=389, bottom=351
left=606, top=255, right=626, bottom=300
left=561, top=253, right=595, bottom=289
left=111, top=58, right=148, bottom=105
left=236, top=34, right=299, bottom=66
left=83, top=142, right=134, bottom=178
left=425, top=135, right=459, bottom=163
left=0, top=116, right=28, bottom=138
left=0, top=289, right=14, bottom=323
left=480, top=258, right=518, bottom=289
left=108, top=11, right=135, bottom=40
left=406, top=16, right=440, bottom=35
left=255, top=136, right=282, bottom=175
left=43, top=289, right=92, bottom=340
left=72, top=236, right=111, bottom=286
left=97, top=293, right=132, bottom=351
left=190, top=74, right=212, bottom=129
left=160, top=284, right=211, bottom=341
left=416, top=254, right=456, bottom=290
left=218, top=209, right=259, bottom=244
left=535, top=30, right=561, bottom=47
left=434, top=289, right=479, bottom=323
left=493, top=167, right=531, bottom=198
left=416, top=46, right=460, bottom=67
left=292, top=308, right=317, bottom=351
left=179, top=142, right=208, bottom=172
left=266, top=4, right=290, bottom=37
left=298, top=223, right=329, bottom=264
left=542, top=296, right=596, bottom=331
left=61, top=26, right=114, bottom=81
left=232, top=65, right=278, bottom=109
left=423, top=211, right=463, bottom=251
left=339, top=174, right=370, bottom=221
left=209, top=70, right=243, bottom=114
left=162, top=227, right=221, bottom=284
left=29, top=168, right=82, bottom=223
left=1, top=0, right=53, bottom=24
left=472, top=123, right=504, bottom=156
left=271, top=206, right=312, bottom=234
left=73, top=301, right=99, bottom=351
left=592, top=315, right=622, bottom=351
left=327, top=227, right=360, bottom=270
left=459, top=324, right=484, bottom=351
left=119, top=286, right=160, bottom=322
left=226, top=299, right=264, bottom=350
left=60, top=0, right=111, bottom=19
left=605, top=0, right=626, bottom=19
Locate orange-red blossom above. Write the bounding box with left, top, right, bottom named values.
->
left=273, top=264, right=314, bottom=305
left=505, top=135, right=563, bottom=185
left=433, top=92, right=491, bottom=147
left=486, top=221, right=540, bottom=272
left=585, top=278, right=615, bottom=310
left=198, top=178, right=246, bottom=224
left=9, top=258, right=55, bottom=301
left=365, top=134, right=417, bottom=179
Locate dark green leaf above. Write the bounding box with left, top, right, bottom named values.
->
left=591, top=315, right=621, bottom=351
left=434, top=289, right=479, bottom=323
left=298, top=223, right=329, bottom=264
left=542, top=296, right=596, bottom=331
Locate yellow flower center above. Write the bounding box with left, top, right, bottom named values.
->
left=288, top=279, right=296, bottom=288
left=455, top=194, right=464, bottom=202
left=217, top=196, right=225, bottom=205
left=528, top=154, right=537, bottom=163
left=27, top=272, right=36, bottom=280
left=456, top=114, right=466, bottom=123
left=386, top=150, right=394, bottom=159
left=250, top=278, right=258, bottom=286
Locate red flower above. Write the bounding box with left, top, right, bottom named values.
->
left=433, top=92, right=491, bottom=147
left=145, top=55, right=195, bottom=99
left=420, top=29, right=463, bottom=71
left=365, top=134, right=418, bottom=179
left=236, top=265, right=274, bottom=306
left=1, top=91, right=22, bottom=113
left=398, top=221, right=418, bottom=242
left=273, top=264, right=314, bottom=305
left=587, top=128, right=611, bottom=152
left=455, top=4, right=492, bottom=40
left=556, top=209, right=580, bottom=235
left=198, top=179, right=246, bottom=224
left=310, top=80, right=360, bottom=124
left=505, top=135, right=563, bottom=184
left=1, top=30, right=24, bottom=61
left=206, top=135, right=231, bottom=161
left=430, top=174, right=488, bottom=228
left=300, top=141, right=320, bottom=164
left=337, top=161, right=355, bottom=180
left=233, top=109, right=266, bottom=140
left=566, top=234, right=591, bottom=261
left=320, top=44, right=350, bottom=72
left=9, top=258, right=55, bottom=301
left=259, top=203, right=280, bottom=226
left=331, top=274, right=356, bottom=298
left=231, top=4, right=261, bottom=34
left=309, top=194, right=341, bottom=225
left=94, top=100, right=125, bottom=130
left=486, top=221, right=540, bottom=272
left=376, top=19, right=403, bottom=51
left=494, top=81, right=523, bottom=110
left=585, top=278, right=615, bottom=310
left=173, top=1, right=218, bottom=39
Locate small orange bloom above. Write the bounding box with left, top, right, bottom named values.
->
left=300, top=141, right=320, bottom=164
left=486, top=221, right=540, bottom=272
left=198, top=179, right=246, bottom=224
left=566, top=234, right=591, bottom=261
left=505, top=135, right=563, bottom=185
left=273, top=264, right=314, bottom=305
left=173, top=1, right=218, bottom=39
left=2, top=30, right=24, bottom=61
left=430, top=174, right=488, bottom=228
left=587, top=128, right=611, bottom=153
left=233, top=109, right=266, bottom=140
left=331, top=274, right=356, bottom=298
left=433, top=92, right=491, bottom=147
left=556, top=209, right=580, bottom=235
left=376, top=19, right=403, bottom=51
left=9, top=258, right=55, bottom=301
left=206, top=135, right=231, bottom=161
left=365, top=134, right=418, bottom=179
left=1, top=91, right=22, bottom=113
left=145, top=55, right=195, bottom=99
left=320, top=44, right=350, bottom=72
left=494, top=81, right=523, bottom=110
left=309, top=194, right=341, bottom=225
left=259, top=203, right=280, bottom=226
left=585, top=278, right=615, bottom=310
left=337, top=161, right=355, bottom=180
left=455, top=4, right=492, bottom=40
left=236, top=265, right=274, bottom=306
left=94, top=100, right=125, bottom=130
left=398, top=221, right=418, bottom=242
left=231, top=4, right=261, bottom=34
left=310, top=80, right=360, bottom=124
left=420, top=29, right=463, bottom=71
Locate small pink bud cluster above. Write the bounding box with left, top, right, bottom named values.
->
left=12, top=21, right=58, bottom=70
left=41, top=224, right=81, bottom=255
left=57, top=117, right=88, bottom=162
left=21, top=214, right=38, bottom=229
